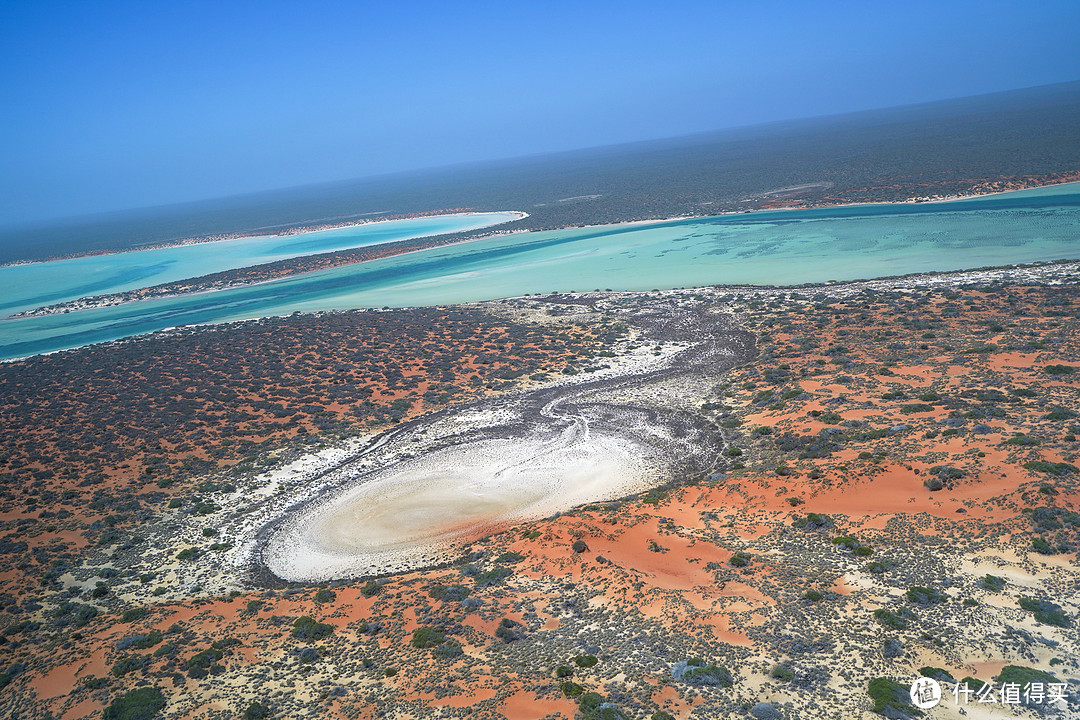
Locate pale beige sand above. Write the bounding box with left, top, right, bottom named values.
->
left=264, top=430, right=659, bottom=581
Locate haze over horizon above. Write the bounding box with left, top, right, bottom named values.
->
left=2, top=0, right=1079, bottom=226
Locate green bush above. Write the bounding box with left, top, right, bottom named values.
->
left=1018, top=597, right=1071, bottom=627
left=433, top=640, right=463, bottom=660
left=1044, top=364, right=1076, bottom=375
left=473, top=565, right=513, bottom=586
left=186, top=647, right=224, bottom=672
left=121, top=608, right=149, bottom=623
left=1031, top=536, right=1056, bottom=554
left=104, top=687, right=166, bottom=720
left=291, top=616, right=334, bottom=640
left=792, top=512, right=832, bottom=530
left=1003, top=433, right=1040, bottom=446
left=314, top=588, right=336, bottom=603
left=680, top=661, right=733, bottom=687
left=771, top=664, right=795, bottom=681
left=906, top=586, right=945, bottom=605
left=873, top=608, right=909, bottom=630
left=730, top=551, right=752, bottom=568
left=243, top=702, right=271, bottom=720
left=428, top=584, right=470, bottom=602
left=560, top=681, right=584, bottom=697
left=574, top=654, right=598, bottom=668
left=866, top=677, right=916, bottom=716
left=899, top=403, right=935, bottom=414
left=555, top=665, right=574, bottom=678
left=919, top=666, right=955, bottom=681
left=803, top=589, right=823, bottom=602
left=832, top=536, right=859, bottom=550
left=978, top=574, right=1005, bottom=592
left=360, top=580, right=382, bottom=597
left=111, top=655, right=149, bottom=677
left=411, top=626, right=446, bottom=648
left=133, top=630, right=163, bottom=649
left=1023, top=460, right=1077, bottom=476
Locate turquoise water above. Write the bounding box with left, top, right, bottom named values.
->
left=0, top=212, right=520, bottom=319
left=2, top=184, right=1078, bottom=360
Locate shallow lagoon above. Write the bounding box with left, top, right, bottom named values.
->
left=2, top=184, right=1079, bottom=360
left=0, top=212, right=521, bottom=319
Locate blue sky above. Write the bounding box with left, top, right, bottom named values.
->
left=2, top=0, right=1078, bottom=225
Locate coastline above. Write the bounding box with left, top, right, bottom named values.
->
left=0, top=209, right=530, bottom=269
left=7, top=176, right=1080, bottom=322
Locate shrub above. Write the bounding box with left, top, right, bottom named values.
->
left=111, top=654, right=149, bottom=677
left=560, top=681, right=584, bottom=697
left=292, top=616, right=334, bottom=640
left=314, top=588, right=336, bottom=604
left=994, top=666, right=1058, bottom=704
left=978, top=574, right=1005, bottom=592
left=678, top=660, right=733, bottom=687
left=803, top=589, right=823, bottom=602
left=919, top=666, right=954, bottom=681
left=176, top=547, right=200, bottom=561
left=104, top=687, right=166, bottom=720
left=866, top=678, right=916, bottom=716
left=244, top=702, right=271, bottom=720
left=1003, top=433, right=1040, bottom=446
left=832, top=536, right=858, bottom=550
left=428, top=584, right=469, bottom=602
left=1044, top=364, right=1076, bottom=375
left=730, top=551, right=751, bottom=568
left=556, top=665, right=574, bottom=678
left=473, top=565, right=513, bottom=586
left=411, top=626, right=446, bottom=648
left=433, top=640, right=463, bottom=660
left=906, top=586, right=946, bottom=605
left=1018, top=597, right=1071, bottom=627
left=1031, top=536, right=1056, bottom=554
left=771, top=664, right=795, bottom=681
left=792, top=512, right=832, bottom=530
left=132, top=630, right=163, bottom=649
left=574, top=654, right=598, bottom=668
left=1023, top=460, right=1077, bottom=476
left=1046, top=407, right=1078, bottom=421
left=186, top=647, right=224, bottom=673
left=360, top=580, right=382, bottom=597
left=122, top=608, right=149, bottom=623
left=873, top=608, right=908, bottom=630
left=495, top=618, right=520, bottom=643
left=572, top=540, right=589, bottom=554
